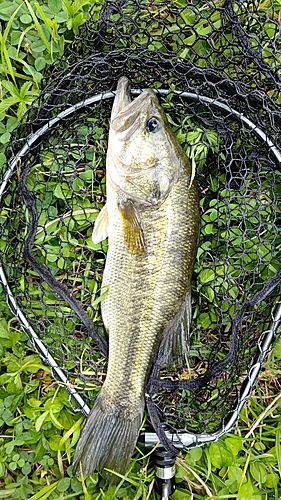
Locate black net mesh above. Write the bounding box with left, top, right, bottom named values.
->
left=0, top=0, right=281, bottom=453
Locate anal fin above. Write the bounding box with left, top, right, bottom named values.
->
left=159, top=293, right=192, bottom=367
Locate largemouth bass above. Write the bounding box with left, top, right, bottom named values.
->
left=73, top=76, right=200, bottom=480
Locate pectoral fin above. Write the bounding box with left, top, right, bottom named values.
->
left=92, top=204, right=109, bottom=244
left=118, top=200, right=146, bottom=254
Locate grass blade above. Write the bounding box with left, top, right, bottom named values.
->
left=24, top=0, right=52, bottom=57
left=275, top=426, right=281, bottom=477
left=35, top=2, right=59, bottom=42
left=28, top=482, right=58, bottom=500
left=0, top=2, right=24, bottom=83
left=59, top=416, right=84, bottom=449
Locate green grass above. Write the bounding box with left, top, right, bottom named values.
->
left=0, top=0, right=102, bottom=164
left=0, top=0, right=281, bottom=499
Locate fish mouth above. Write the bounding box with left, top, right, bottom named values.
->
left=111, top=76, right=132, bottom=119
left=110, top=76, right=158, bottom=139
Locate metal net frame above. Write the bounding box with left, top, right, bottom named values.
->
left=0, top=0, right=281, bottom=482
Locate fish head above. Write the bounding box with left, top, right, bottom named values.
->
left=107, top=77, right=183, bottom=207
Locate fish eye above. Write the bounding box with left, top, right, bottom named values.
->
left=146, top=117, right=159, bottom=133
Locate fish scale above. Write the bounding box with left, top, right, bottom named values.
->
left=73, top=76, right=200, bottom=481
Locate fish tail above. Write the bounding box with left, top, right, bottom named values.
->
left=72, top=390, right=143, bottom=482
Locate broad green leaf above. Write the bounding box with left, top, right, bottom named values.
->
left=225, top=437, right=243, bottom=457
left=35, top=411, right=49, bottom=432
left=250, top=462, right=267, bottom=484
left=186, top=446, right=203, bottom=464
left=20, top=13, right=33, bottom=23
left=265, top=471, right=279, bottom=488
left=55, top=11, right=68, bottom=23
left=0, top=373, right=11, bottom=384
left=21, top=462, right=32, bottom=475
left=46, top=253, right=58, bottom=262
left=48, top=0, right=62, bottom=15
left=198, top=268, right=215, bottom=284
left=44, top=399, right=63, bottom=412
left=169, top=488, right=191, bottom=500
left=237, top=477, right=262, bottom=500
left=10, top=30, right=22, bottom=45
left=1, top=80, right=21, bottom=97
left=21, top=354, right=49, bottom=373
left=54, top=184, right=64, bottom=199
left=0, top=152, right=6, bottom=166
left=0, top=97, right=19, bottom=116
left=198, top=311, right=215, bottom=328
left=57, top=477, right=71, bottom=492
left=49, top=434, right=62, bottom=451
left=228, top=465, right=243, bottom=483
left=28, top=397, right=42, bottom=408
left=32, top=40, right=47, bottom=52
left=209, top=441, right=234, bottom=469
left=35, top=56, right=47, bottom=71
left=0, top=488, right=17, bottom=498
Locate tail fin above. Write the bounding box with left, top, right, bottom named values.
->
left=72, top=391, right=143, bottom=482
